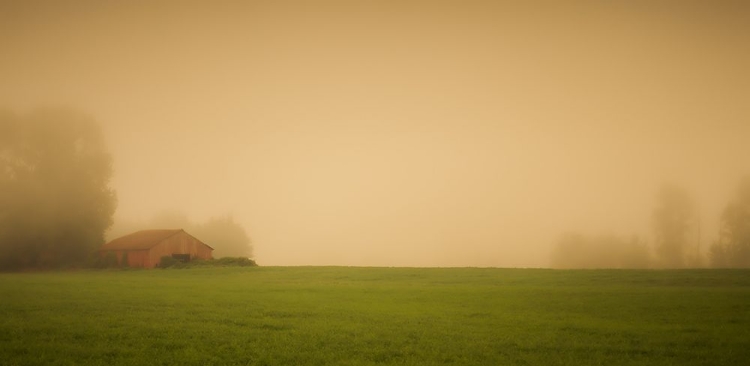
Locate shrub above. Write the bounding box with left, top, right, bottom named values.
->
left=158, top=256, right=257, bottom=269
left=188, top=258, right=211, bottom=267
left=87, top=254, right=101, bottom=269
left=214, top=257, right=257, bottom=267
left=159, top=256, right=179, bottom=268
left=87, top=252, right=122, bottom=269
left=103, top=252, right=119, bottom=268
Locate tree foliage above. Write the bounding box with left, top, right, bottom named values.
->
left=193, top=216, right=253, bottom=259
left=652, top=184, right=696, bottom=268
left=710, top=177, right=750, bottom=267
left=0, top=108, right=116, bottom=269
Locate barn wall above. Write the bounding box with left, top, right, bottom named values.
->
left=146, top=231, right=213, bottom=268
left=124, top=250, right=149, bottom=267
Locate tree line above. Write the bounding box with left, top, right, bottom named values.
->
left=2, top=107, right=747, bottom=270
left=0, top=107, right=252, bottom=270
left=551, top=179, right=750, bottom=268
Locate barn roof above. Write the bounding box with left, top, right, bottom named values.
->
left=100, top=229, right=212, bottom=251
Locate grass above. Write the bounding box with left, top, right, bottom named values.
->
left=1, top=267, right=749, bottom=365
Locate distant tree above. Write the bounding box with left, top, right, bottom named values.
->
left=551, top=232, right=593, bottom=269
left=0, top=107, right=117, bottom=269
left=652, top=184, right=696, bottom=268
left=710, top=177, right=750, bottom=267
left=619, top=235, right=652, bottom=268
left=550, top=232, right=650, bottom=269
left=709, top=242, right=732, bottom=268
left=194, top=216, right=253, bottom=258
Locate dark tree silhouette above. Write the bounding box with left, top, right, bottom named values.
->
left=710, top=177, right=750, bottom=267
left=652, top=184, right=696, bottom=268
left=0, top=107, right=117, bottom=269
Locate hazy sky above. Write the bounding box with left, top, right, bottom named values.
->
left=1, top=0, right=749, bottom=266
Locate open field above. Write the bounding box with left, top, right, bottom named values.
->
left=1, top=267, right=749, bottom=365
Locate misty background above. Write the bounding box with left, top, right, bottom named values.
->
left=1, top=1, right=749, bottom=267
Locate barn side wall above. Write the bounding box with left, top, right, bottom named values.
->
left=125, top=250, right=149, bottom=267
left=146, top=231, right=213, bottom=268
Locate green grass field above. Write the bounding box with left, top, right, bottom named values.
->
left=1, top=267, right=749, bottom=365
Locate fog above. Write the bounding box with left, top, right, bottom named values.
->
left=2, top=1, right=749, bottom=267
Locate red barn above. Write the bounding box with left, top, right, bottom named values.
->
left=99, top=229, right=213, bottom=268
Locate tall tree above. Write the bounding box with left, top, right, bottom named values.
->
left=710, top=177, right=750, bottom=267
left=652, top=184, right=695, bottom=268
left=0, top=108, right=116, bottom=269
